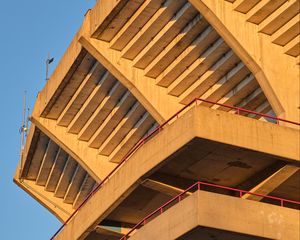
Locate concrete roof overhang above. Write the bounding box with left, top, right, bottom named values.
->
left=54, top=105, right=300, bottom=239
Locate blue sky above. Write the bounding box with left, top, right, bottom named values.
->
left=0, top=1, right=95, bottom=239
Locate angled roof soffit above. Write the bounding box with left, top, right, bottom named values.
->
left=14, top=124, right=98, bottom=222
left=86, top=0, right=289, bottom=125
left=188, top=0, right=299, bottom=123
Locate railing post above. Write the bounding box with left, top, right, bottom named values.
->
left=198, top=182, right=200, bottom=190
left=160, top=207, right=163, bottom=214
left=239, top=191, right=243, bottom=198
left=280, top=199, right=284, bottom=207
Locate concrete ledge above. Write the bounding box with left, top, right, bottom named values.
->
left=130, top=191, right=299, bottom=240
left=13, top=171, right=72, bottom=222
left=54, top=106, right=299, bottom=240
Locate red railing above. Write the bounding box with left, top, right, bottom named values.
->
left=120, top=181, right=300, bottom=240
left=50, top=98, right=299, bottom=239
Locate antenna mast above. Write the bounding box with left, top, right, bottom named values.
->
left=19, top=91, right=29, bottom=179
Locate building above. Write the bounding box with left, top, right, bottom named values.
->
left=14, top=0, right=300, bottom=239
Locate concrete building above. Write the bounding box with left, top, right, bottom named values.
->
left=14, top=0, right=300, bottom=239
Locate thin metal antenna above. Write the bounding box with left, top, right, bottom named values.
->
left=46, top=53, right=54, bottom=81
left=19, top=91, right=29, bottom=179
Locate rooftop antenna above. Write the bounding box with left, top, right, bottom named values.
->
left=46, top=53, right=54, bottom=81
left=19, top=91, right=30, bottom=180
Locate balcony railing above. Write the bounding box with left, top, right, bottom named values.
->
left=50, top=98, right=300, bottom=239
left=120, top=180, right=300, bottom=240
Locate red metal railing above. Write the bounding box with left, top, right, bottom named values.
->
left=50, top=98, right=299, bottom=239
left=120, top=181, right=300, bottom=240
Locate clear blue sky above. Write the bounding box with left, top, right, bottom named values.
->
left=0, top=1, right=95, bottom=239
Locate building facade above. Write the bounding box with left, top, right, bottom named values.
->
left=14, top=0, right=300, bottom=239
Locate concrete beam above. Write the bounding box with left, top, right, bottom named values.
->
left=79, top=36, right=180, bottom=122
left=87, top=91, right=135, bottom=148
left=167, top=38, right=230, bottom=95
left=283, top=35, right=300, bottom=57
left=133, top=2, right=197, bottom=69
left=63, top=165, right=86, bottom=204
left=198, top=61, right=249, bottom=103
left=31, top=116, right=116, bottom=182
left=271, top=13, right=300, bottom=46
left=73, top=174, right=95, bottom=209
left=152, top=26, right=218, bottom=84
left=98, top=102, right=145, bottom=155
left=91, top=0, right=143, bottom=40
left=26, top=130, right=50, bottom=180
left=233, top=0, right=260, bottom=14
left=108, top=112, right=155, bottom=163
left=246, top=0, right=286, bottom=25
left=141, top=179, right=192, bottom=197
left=67, top=70, right=115, bottom=134
left=247, top=101, right=272, bottom=119
left=56, top=62, right=104, bottom=126
left=243, top=165, right=299, bottom=201
left=109, top=0, right=164, bottom=51
left=155, top=14, right=208, bottom=86
left=120, top=0, right=186, bottom=60
left=188, top=0, right=286, bottom=121
left=45, top=149, right=69, bottom=192
left=78, top=81, right=126, bottom=142
left=129, top=191, right=300, bottom=240
left=36, top=140, right=59, bottom=186
left=54, top=157, right=78, bottom=198
left=180, top=50, right=239, bottom=104
left=211, top=74, right=257, bottom=110
left=258, top=0, right=299, bottom=35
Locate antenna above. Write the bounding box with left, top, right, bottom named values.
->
left=46, top=53, right=54, bottom=81
left=19, top=91, right=30, bottom=179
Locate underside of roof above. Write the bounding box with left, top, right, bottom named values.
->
left=14, top=0, right=299, bottom=236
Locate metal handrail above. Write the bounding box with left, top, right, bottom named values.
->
left=50, top=98, right=299, bottom=239
left=120, top=181, right=300, bottom=240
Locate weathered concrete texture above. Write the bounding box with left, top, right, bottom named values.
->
left=129, top=191, right=299, bottom=240
left=54, top=105, right=299, bottom=240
